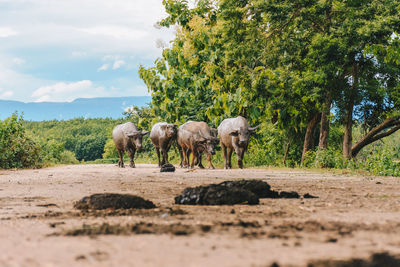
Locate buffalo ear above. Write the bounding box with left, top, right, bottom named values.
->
left=141, top=130, right=149, bottom=136
left=229, top=130, right=239, bottom=136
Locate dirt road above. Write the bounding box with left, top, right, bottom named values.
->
left=1, top=164, right=400, bottom=266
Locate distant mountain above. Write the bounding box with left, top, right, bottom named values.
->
left=0, top=96, right=151, bottom=121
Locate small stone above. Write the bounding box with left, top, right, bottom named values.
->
left=160, top=163, right=175, bottom=172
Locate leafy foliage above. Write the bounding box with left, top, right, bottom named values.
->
left=24, top=118, right=125, bottom=162
left=74, top=135, right=108, bottom=161
left=0, top=113, right=41, bottom=169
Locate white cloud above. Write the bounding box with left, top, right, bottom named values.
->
left=32, top=80, right=105, bottom=102
left=0, top=0, right=176, bottom=102
left=97, top=63, right=109, bottom=72
left=99, top=56, right=126, bottom=71
left=0, top=87, right=14, bottom=99
left=112, top=60, right=125, bottom=70
left=32, top=80, right=93, bottom=97
left=0, top=0, right=174, bottom=59
left=0, top=90, right=13, bottom=98
left=0, top=27, right=18, bottom=38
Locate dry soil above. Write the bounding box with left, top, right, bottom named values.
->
left=1, top=164, right=400, bottom=267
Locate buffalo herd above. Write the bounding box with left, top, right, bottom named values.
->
left=112, top=116, right=259, bottom=169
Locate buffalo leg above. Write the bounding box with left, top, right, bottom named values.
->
left=185, top=149, right=192, bottom=168
left=227, top=147, right=233, bottom=169
left=160, top=149, right=165, bottom=166
left=182, top=147, right=189, bottom=168
left=127, top=148, right=136, bottom=168
left=117, top=149, right=125, bottom=168
left=161, top=148, right=168, bottom=166
left=178, top=145, right=184, bottom=168
left=238, top=149, right=245, bottom=169
left=156, top=147, right=161, bottom=167
left=197, top=152, right=205, bottom=169
left=190, top=148, right=196, bottom=169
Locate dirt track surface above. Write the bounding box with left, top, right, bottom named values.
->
left=1, top=164, right=400, bottom=267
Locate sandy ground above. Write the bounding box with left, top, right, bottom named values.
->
left=1, top=164, right=400, bottom=267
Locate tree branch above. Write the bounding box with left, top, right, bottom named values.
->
left=369, top=125, right=400, bottom=143
left=351, top=117, right=400, bottom=158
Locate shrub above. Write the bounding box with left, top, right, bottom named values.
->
left=59, top=150, right=79, bottom=164
left=0, top=113, right=42, bottom=169
left=102, top=139, right=118, bottom=159
left=358, top=148, right=400, bottom=176
left=314, top=149, right=346, bottom=169
left=74, top=135, right=107, bottom=161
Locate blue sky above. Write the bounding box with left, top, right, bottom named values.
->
left=0, top=0, right=174, bottom=102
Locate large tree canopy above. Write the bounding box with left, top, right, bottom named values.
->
left=140, top=0, right=400, bottom=163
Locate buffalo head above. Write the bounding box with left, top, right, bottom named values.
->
left=127, top=130, right=149, bottom=150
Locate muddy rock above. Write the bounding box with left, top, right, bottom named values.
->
left=308, top=252, right=400, bottom=267
left=175, top=184, right=259, bottom=205
left=279, top=191, right=300, bottom=198
left=219, top=180, right=278, bottom=198
left=304, top=193, right=319, bottom=199
left=175, top=180, right=269, bottom=205
left=175, top=179, right=317, bottom=205
left=74, top=193, right=156, bottom=210
left=160, top=163, right=175, bottom=172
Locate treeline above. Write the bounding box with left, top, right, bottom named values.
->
left=1, top=108, right=400, bottom=176
left=24, top=117, right=124, bottom=162
left=2, top=0, right=400, bottom=176
left=138, top=0, right=400, bottom=175
left=0, top=107, right=154, bottom=168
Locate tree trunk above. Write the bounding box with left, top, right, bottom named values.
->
left=342, top=100, right=354, bottom=159
left=301, top=112, right=321, bottom=163
left=351, top=117, right=400, bottom=158
left=283, top=141, right=290, bottom=165
left=318, top=94, right=332, bottom=150
left=343, top=63, right=357, bottom=159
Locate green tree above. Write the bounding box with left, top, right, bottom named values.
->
left=0, top=113, right=41, bottom=169
left=141, top=0, right=400, bottom=165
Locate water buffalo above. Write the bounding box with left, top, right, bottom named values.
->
left=177, top=121, right=218, bottom=169
left=218, top=116, right=259, bottom=169
left=194, top=127, right=218, bottom=169
left=150, top=122, right=177, bottom=167
left=112, top=122, right=149, bottom=168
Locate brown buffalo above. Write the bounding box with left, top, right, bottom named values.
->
left=112, top=122, right=149, bottom=168
left=150, top=122, right=177, bottom=167
left=218, top=116, right=259, bottom=169
left=177, top=121, right=218, bottom=169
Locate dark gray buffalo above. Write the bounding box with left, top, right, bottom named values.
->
left=194, top=127, right=218, bottom=169
left=177, top=121, right=218, bottom=169
left=150, top=122, right=177, bottom=167
left=218, top=116, right=259, bottom=169
left=112, top=122, right=149, bottom=168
